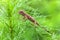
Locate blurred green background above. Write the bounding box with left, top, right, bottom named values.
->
left=0, top=0, right=60, bottom=40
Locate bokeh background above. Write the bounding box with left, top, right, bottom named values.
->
left=0, top=0, right=60, bottom=40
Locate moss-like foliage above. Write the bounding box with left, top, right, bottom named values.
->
left=0, top=0, right=60, bottom=40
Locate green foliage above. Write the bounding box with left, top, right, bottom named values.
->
left=0, top=0, right=60, bottom=40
